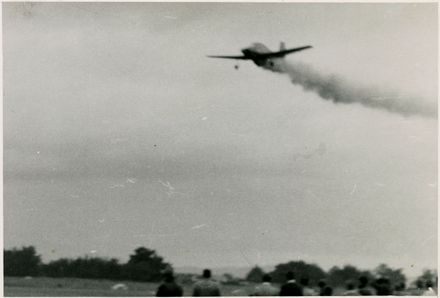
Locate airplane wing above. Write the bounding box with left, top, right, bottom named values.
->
left=206, top=55, right=249, bottom=60
left=258, top=45, right=312, bottom=58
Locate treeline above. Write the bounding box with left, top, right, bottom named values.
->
left=4, top=246, right=171, bottom=282
left=4, top=246, right=437, bottom=289
left=245, top=261, right=436, bottom=289
left=246, top=262, right=408, bottom=287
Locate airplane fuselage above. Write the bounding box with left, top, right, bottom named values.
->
left=241, top=49, right=274, bottom=66
left=241, top=43, right=285, bottom=71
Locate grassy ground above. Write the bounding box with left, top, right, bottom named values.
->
left=4, top=276, right=258, bottom=297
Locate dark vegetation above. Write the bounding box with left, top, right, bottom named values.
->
left=4, top=246, right=171, bottom=282
left=4, top=246, right=436, bottom=290
left=4, top=246, right=41, bottom=277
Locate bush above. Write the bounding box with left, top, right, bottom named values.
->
left=270, top=261, right=327, bottom=285
left=123, top=247, right=172, bottom=282
left=4, top=246, right=41, bottom=277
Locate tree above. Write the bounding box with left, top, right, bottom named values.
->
left=270, top=261, right=327, bottom=284
left=373, top=264, right=406, bottom=286
left=4, top=246, right=42, bottom=276
left=246, top=266, right=265, bottom=283
left=104, top=258, right=123, bottom=280
left=327, top=265, right=360, bottom=287
left=327, top=265, right=374, bottom=287
left=42, top=257, right=122, bottom=279
left=414, top=269, right=437, bottom=287
left=124, top=247, right=172, bottom=282
left=42, top=258, right=74, bottom=277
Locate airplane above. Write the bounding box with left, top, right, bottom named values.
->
left=207, top=42, right=312, bottom=71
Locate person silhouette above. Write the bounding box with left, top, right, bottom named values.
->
left=358, top=276, right=374, bottom=295
left=280, top=271, right=303, bottom=296
left=342, top=282, right=359, bottom=296
left=422, top=280, right=437, bottom=296
left=300, top=277, right=317, bottom=296
left=156, top=272, right=183, bottom=297
left=193, top=269, right=221, bottom=296
left=318, top=280, right=327, bottom=296
left=253, top=274, right=278, bottom=296
left=322, top=286, right=333, bottom=296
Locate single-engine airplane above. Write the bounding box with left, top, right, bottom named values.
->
left=207, top=42, right=312, bottom=71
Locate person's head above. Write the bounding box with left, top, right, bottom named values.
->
left=286, top=271, right=295, bottom=281
left=383, top=278, right=391, bottom=289
left=374, top=278, right=390, bottom=293
left=346, top=282, right=355, bottom=290
left=375, top=277, right=385, bottom=286
left=300, top=277, right=309, bottom=286
left=262, top=274, right=272, bottom=283
left=395, top=282, right=405, bottom=291
left=359, top=276, right=369, bottom=287
left=318, top=280, right=326, bottom=288
left=163, top=272, right=174, bottom=283
left=323, top=286, right=333, bottom=296
left=202, top=269, right=212, bottom=279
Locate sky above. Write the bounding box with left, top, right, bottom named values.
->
left=3, top=2, right=437, bottom=278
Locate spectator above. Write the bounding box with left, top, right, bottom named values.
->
left=300, top=277, right=317, bottom=296
left=411, top=279, right=426, bottom=295
left=422, top=280, right=437, bottom=296
left=280, top=271, right=303, bottom=296
left=322, top=286, right=333, bottom=296
left=156, top=272, right=183, bottom=297
left=406, top=279, right=425, bottom=295
left=342, top=282, right=359, bottom=296
left=374, top=277, right=392, bottom=295
left=358, top=276, right=374, bottom=295
left=318, top=280, right=327, bottom=296
left=394, top=282, right=407, bottom=296
left=193, top=269, right=221, bottom=296
left=253, top=274, right=278, bottom=296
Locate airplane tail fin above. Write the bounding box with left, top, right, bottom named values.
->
left=280, top=41, right=286, bottom=51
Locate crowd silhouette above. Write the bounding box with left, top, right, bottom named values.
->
left=156, top=269, right=438, bottom=297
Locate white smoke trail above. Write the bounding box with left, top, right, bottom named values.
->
left=281, top=62, right=436, bottom=118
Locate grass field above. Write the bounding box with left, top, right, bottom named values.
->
left=7, top=276, right=420, bottom=296
left=4, top=276, right=258, bottom=297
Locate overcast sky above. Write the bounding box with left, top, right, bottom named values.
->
left=3, top=2, right=437, bottom=277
